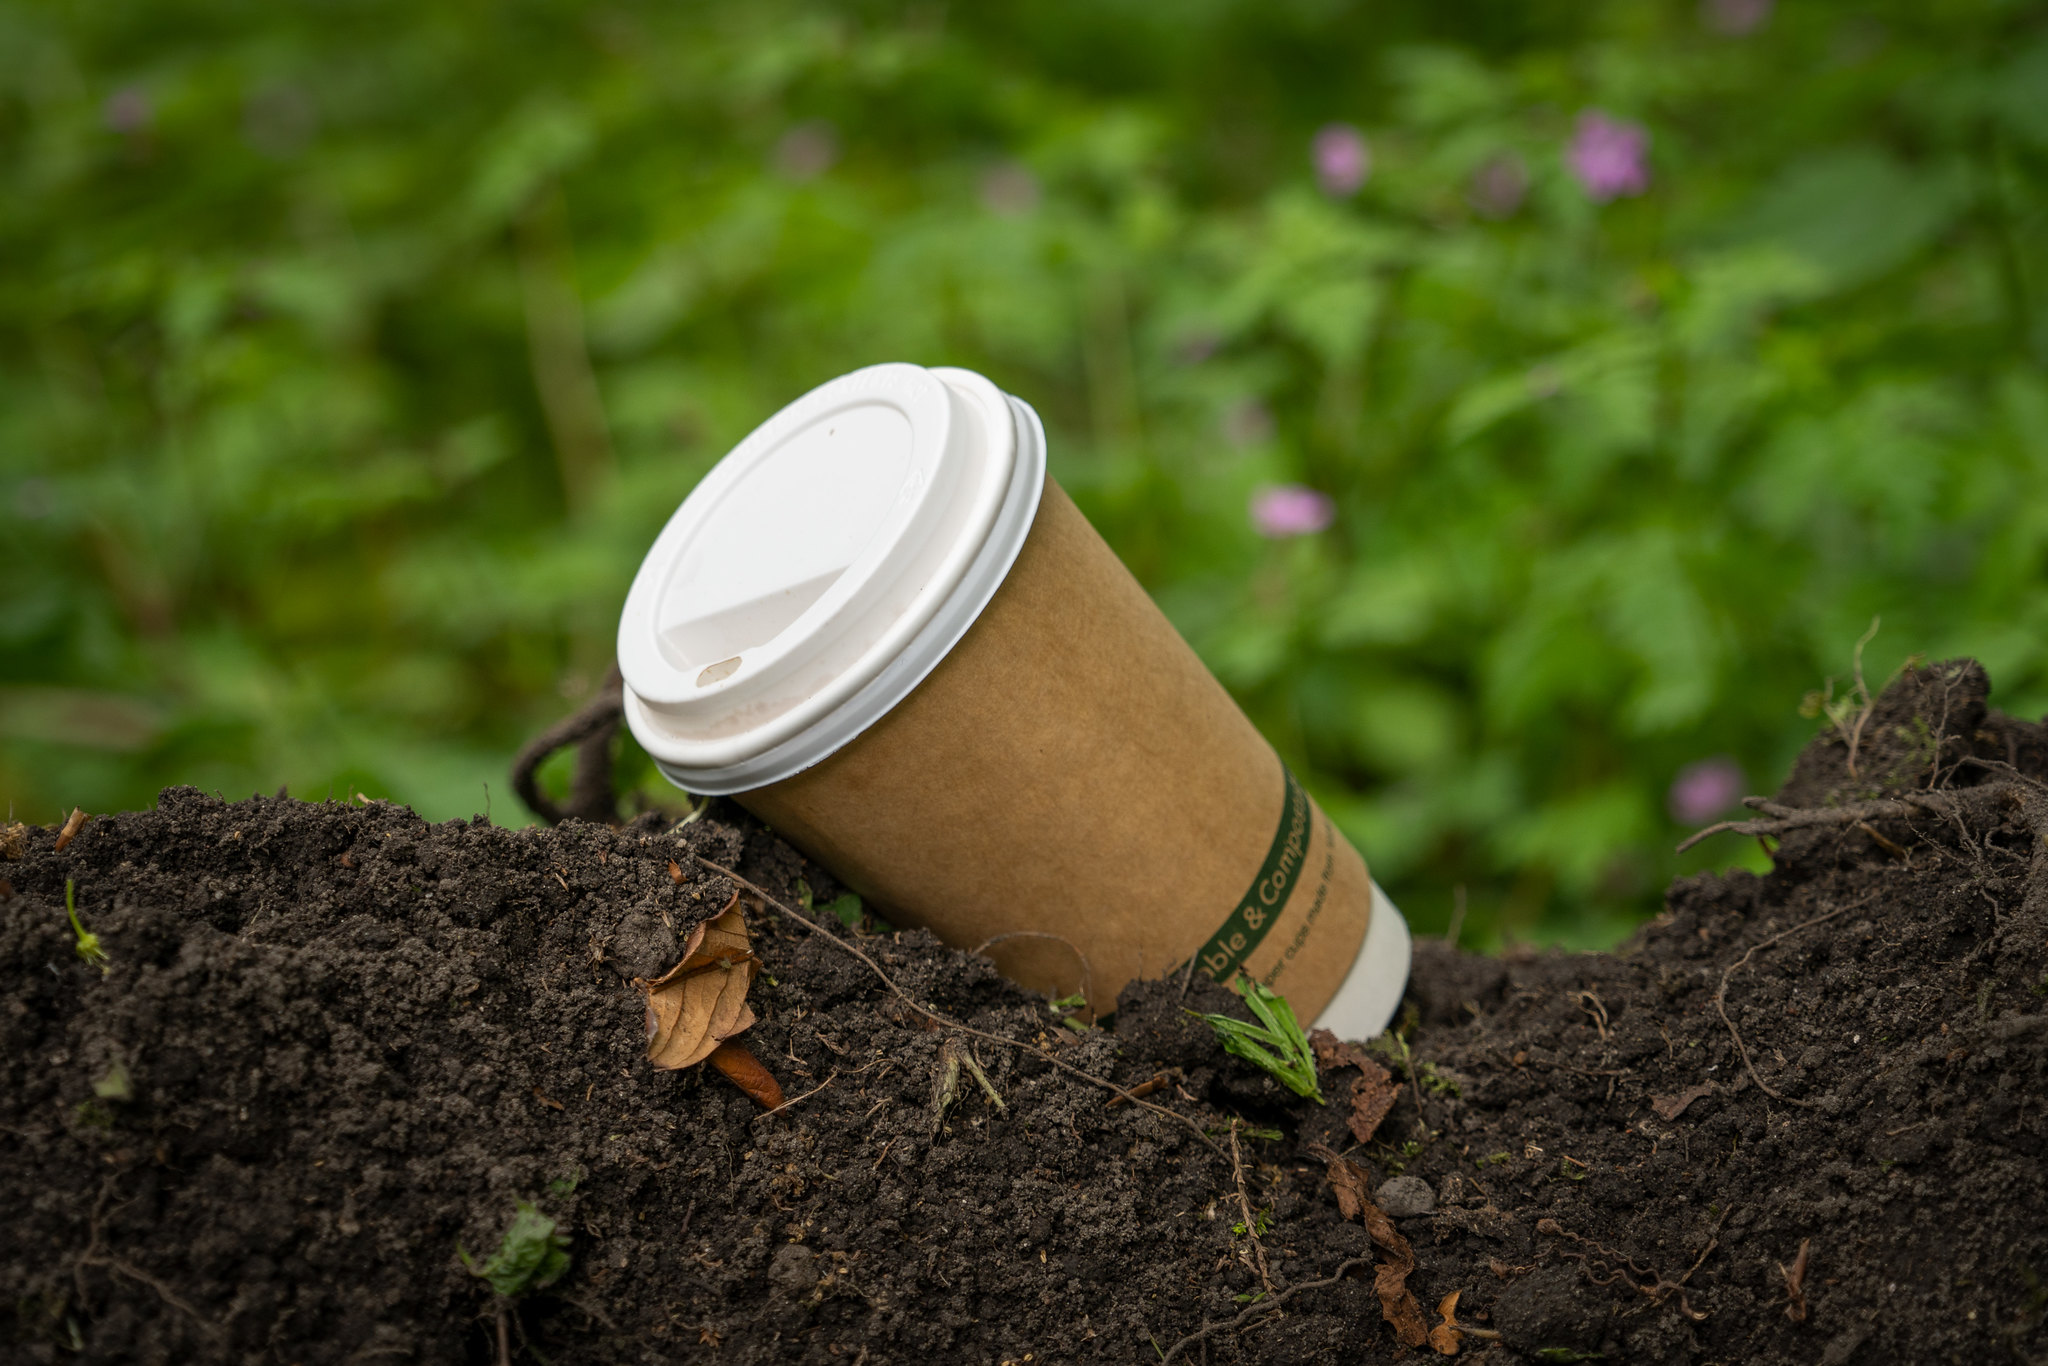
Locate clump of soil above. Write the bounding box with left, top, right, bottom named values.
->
left=4, top=658, right=2047, bottom=1364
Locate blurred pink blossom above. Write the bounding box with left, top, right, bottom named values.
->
left=979, top=162, right=1040, bottom=216
left=1469, top=154, right=1529, bottom=218
left=103, top=86, right=151, bottom=134
left=1312, top=124, right=1370, bottom=197
left=1702, top=0, right=1773, bottom=36
left=1567, top=111, right=1650, bottom=203
left=1669, top=756, right=1745, bottom=825
left=1250, top=484, right=1334, bottom=538
left=774, top=121, right=838, bottom=180
left=1222, top=399, right=1274, bottom=446
left=1175, top=331, right=1221, bottom=365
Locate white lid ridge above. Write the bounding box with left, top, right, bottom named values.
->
left=619, top=363, right=1047, bottom=794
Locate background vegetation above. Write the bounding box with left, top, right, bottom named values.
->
left=5, top=0, right=2047, bottom=947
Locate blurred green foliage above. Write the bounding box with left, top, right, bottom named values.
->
left=4, top=0, right=2048, bottom=947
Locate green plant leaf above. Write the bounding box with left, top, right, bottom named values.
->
left=1187, top=978, right=1324, bottom=1104
left=461, top=1202, right=571, bottom=1299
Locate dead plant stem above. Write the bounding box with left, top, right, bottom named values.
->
left=693, top=857, right=1228, bottom=1161
left=1228, top=1125, right=1277, bottom=1297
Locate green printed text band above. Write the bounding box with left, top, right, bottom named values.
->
left=1190, top=765, right=1311, bottom=983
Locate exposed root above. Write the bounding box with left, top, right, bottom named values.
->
left=1676, top=786, right=2015, bottom=854
left=1157, top=1257, right=1372, bottom=1364
left=1537, top=1217, right=1709, bottom=1321
left=73, top=1178, right=216, bottom=1337
left=1712, top=893, right=1880, bottom=1107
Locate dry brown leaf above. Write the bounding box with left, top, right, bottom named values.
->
left=1, top=822, right=25, bottom=861
left=639, top=902, right=760, bottom=1070
left=1428, top=1289, right=1463, bottom=1355
left=708, top=1040, right=785, bottom=1109
left=1309, top=1027, right=1400, bottom=1144
left=1324, top=1152, right=1430, bottom=1348
left=1651, top=1081, right=1716, bottom=1121
left=1308, top=1028, right=1375, bottom=1072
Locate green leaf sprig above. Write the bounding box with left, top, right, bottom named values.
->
left=1188, top=977, right=1324, bottom=1104
left=460, top=1202, right=571, bottom=1299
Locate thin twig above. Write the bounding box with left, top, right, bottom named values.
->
left=1713, top=894, right=1880, bottom=1107
left=694, top=857, right=1228, bottom=1161
left=762, top=1071, right=838, bottom=1118
left=1158, top=1258, right=1372, bottom=1364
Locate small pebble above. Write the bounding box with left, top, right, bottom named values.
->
left=1376, top=1174, right=1436, bottom=1218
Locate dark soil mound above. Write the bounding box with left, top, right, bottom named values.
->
left=5, top=659, right=2046, bottom=1364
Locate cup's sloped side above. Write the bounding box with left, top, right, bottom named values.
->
left=740, top=478, right=1373, bottom=1018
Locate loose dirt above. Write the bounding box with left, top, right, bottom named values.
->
left=4, top=659, right=2045, bottom=1364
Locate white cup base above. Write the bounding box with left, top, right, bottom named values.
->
left=1311, top=879, right=1413, bottom=1040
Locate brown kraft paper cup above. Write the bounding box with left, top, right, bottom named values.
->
left=736, top=477, right=1373, bottom=1019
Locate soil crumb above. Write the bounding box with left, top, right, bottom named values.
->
left=4, top=658, right=2046, bottom=1363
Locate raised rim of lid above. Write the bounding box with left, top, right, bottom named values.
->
left=618, top=364, right=1044, bottom=791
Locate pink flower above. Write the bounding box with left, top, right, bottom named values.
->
left=1312, top=124, right=1370, bottom=197
left=1668, top=756, right=1745, bottom=826
left=1567, top=110, right=1651, bottom=203
left=1250, top=484, right=1335, bottom=538
left=1701, top=0, right=1772, bottom=36
left=1469, top=154, right=1529, bottom=219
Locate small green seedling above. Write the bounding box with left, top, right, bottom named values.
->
left=1046, top=992, right=1090, bottom=1032
left=93, top=1060, right=132, bottom=1102
left=798, top=878, right=870, bottom=932
left=460, top=1202, right=571, bottom=1299
left=66, top=881, right=107, bottom=973
left=1187, top=977, right=1324, bottom=1104
left=1419, top=1061, right=1460, bottom=1097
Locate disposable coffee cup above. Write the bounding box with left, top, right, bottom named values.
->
left=618, top=363, right=1410, bottom=1036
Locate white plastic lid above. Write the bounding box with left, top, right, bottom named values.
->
left=619, top=363, right=1047, bottom=794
